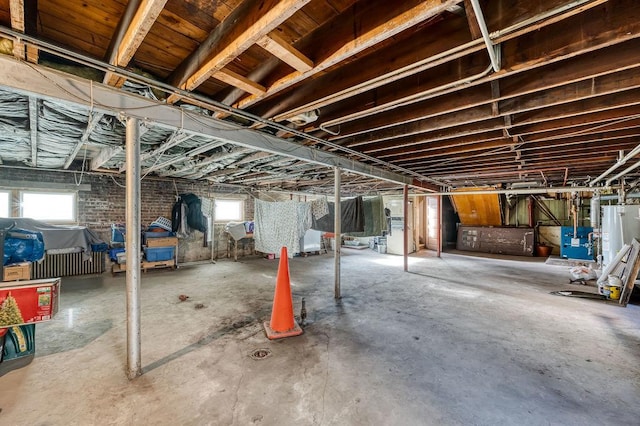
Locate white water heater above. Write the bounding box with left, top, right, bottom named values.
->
left=601, top=205, right=640, bottom=266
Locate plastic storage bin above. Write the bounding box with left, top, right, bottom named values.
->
left=0, top=324, right=35, bottom=377
left=144, top=231, right=174, bottom=240
left=111, top=224, right=125, bottom=243
left=144, top=246, right=175, bottom=262
left=108, top=248, right=125, bottom=262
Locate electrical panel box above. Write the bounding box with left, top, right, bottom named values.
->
left=560, top=226, right=594, bottom=260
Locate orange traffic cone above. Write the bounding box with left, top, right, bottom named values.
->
left=263, top=247, right=303, bottom=340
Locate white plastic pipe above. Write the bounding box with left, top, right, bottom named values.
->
left=470, top=0, right=501, bottom=72
left=592, top=145, right=640, bottom=186
left=605, top=158, right=640, bottom=186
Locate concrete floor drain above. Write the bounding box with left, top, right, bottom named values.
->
left=249, top=348, right=272, bottom=360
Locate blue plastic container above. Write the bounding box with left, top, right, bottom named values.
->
left=111, top=224, right=125, bottom=243
left=91, top=242, right=109, bottom=252
left=108, top=248, right=125, bottom=262
left=144, top=231, right=173, bottom=239
left=144, top=246, right=174, bottom=262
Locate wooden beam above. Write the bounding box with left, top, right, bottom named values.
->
left=464, top=0, right=483, bottom=39
left=167, top=0, right=312, bottom=102
left=219, top=57, right=281, bottom=109
left=382, top=138, right=514, bottom=162
left=320, top=37, right=640, bottom=139
left=213, top=68, right=266, bottom=96
left=256, top=32, right=314, bottom=72
left=324, top=21, right=640, bottom=140
left=425, top=156, right=617, bottom=176
left=235, top=0, right=461, bottom=110
left=104, top=0, right=169, bottom=86
left=347, top=118, right=506, bottom=151
left=262, top=0, right=607, bottom=123
left=511, top=106, right=640, bottom=137
left=521, top=117, right=640, bottom=142
left=394, top=131, right=640, bottom=165
left=339, top=74, right=640, bottom=150
left=350, top=103, right=640, bottom=160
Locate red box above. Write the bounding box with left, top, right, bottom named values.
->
left=0, top=278, right=61, bottom=328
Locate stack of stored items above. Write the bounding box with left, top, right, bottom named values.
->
left=2, top=226, right=44, bottom=283
left=110, top=218, right=177, bottom=274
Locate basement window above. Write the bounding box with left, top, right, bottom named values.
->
left=20, top=191, right=77, bottom=222
left=0, top=191, right=8, bottom=217
left=215, top=199, right=243, bottom=222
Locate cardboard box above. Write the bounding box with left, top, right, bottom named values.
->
left=3, top=263, right=31, bottom=282
left=146, top=236, right=178, bottom=248
left=0, top=278, right=60, bottom=327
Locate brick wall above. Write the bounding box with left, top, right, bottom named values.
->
left=0, top=168, right=255, bottom=263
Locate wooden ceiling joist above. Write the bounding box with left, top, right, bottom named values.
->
left=213, top=68, right=266, bottom=96
left=256, top=32, right=314, bottom=72
left=167, top=0, right=312, bottom=103
left=103, top=0, right=168, bottom=87
left=320, top=9, right=640, bottom=140
left=265, top=0, right=608, bottom=123
left=235, top=0, right=462, bottom=111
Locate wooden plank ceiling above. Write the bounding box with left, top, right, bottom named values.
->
left=0, top=0, right=639, bottom=193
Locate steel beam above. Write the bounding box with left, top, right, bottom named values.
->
left=0, top=55, right=415, bottom=187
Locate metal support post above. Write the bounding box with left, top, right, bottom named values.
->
left=437, top=195, right=442, bottom=258
left=125, top=116, right=142, bottom=379
left=403, top=185, right=409, bottom=272
left=334, top=167, right=341, bottom=299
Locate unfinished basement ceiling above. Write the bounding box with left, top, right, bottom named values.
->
left=0, top=0, right=638, bottom=193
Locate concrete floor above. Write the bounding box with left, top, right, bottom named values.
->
left=0, top=249, right=639, bottom=425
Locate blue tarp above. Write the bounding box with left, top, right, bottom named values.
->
left=3, top=229, right=45, bottom=265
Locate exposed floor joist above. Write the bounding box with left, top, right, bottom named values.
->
left=103, top=0, right=168, bottom=87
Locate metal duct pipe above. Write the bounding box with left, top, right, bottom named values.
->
left=428, top=186, right=596, bottom=196
left=590, top=193, right=600, bottom=228
left=470, top=0, right=501, bottom=72
left=591, top=145, right=640, bottom=186
left=599, top=193, right=640, bottom=201
left=605, top=158, right=640, bottom=186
